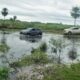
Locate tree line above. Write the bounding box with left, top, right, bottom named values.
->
left=0, top=7, right=80, bottom=29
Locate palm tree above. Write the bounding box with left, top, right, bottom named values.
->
left=71, top=7, right=80, bottom=27
left=13, top=16, right=17, bottom=27
left=10, top=16, right=17, bottom=28
left=1, top=8, right=8, bottom=20
left=13, top=16, right=17, bottom=21
left=1, top=8, right=8, bottom=26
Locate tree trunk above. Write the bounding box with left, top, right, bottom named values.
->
left=74, top=19, right=76, bottom=27
left=3, top=16, right=6, bottom=27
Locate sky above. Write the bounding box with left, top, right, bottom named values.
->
left=0, top=0, right=80, bottom=24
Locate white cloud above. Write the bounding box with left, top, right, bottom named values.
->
left=0, top=0, right=80, bottom=24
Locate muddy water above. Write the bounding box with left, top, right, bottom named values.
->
left=0, top=32, right=80, bottom=65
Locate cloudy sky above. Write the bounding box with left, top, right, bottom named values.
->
left=0, top=0, right=80, bottom=24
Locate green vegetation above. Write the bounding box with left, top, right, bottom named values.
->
left=1, top=8, right=8, bottom=20
left=0, top=6, right=80, bottom=34
left=39, top=42, right=47, bottom=52
left=50, top=38, right=65, bottom=64
left=11, top=46, right=48, bottom=67
left=16, top=49, right=49, bottom=67
left=0, top=19, right=73, bottom=33
left=0, top=43, right=10, bottom=53
left=42, top=63, right=80, bottom=80
left=31, top=49, right=49, bottom=64
left=0, top=67, right=9, bottom=80
left=0, top=7, right=80, bottom=80
left=71, top=7, right=80, bottom=27
left=0, top=41, right=80, bottom=80
left=0, top=6, right=80, bottom=33
left=10, top=43, right=49, bottom=67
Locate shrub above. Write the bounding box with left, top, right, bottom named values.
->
left=16, top=49, right=49, bottom=67
left=0, top=67, right=9, bottom=80
left=31, top=50, right=49, bottom=64
left=0, top=43, right=10, bottom=53
left=68, top=48, right=77, bottom=61
left=39, top=42, right=47, bottom=52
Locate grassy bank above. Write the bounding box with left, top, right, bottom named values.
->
left=1, top=62, right=80, bottom=80
left=13, top=43, right=49, bottom=67
left=42, top=63, right=80, bottom=80
left=0, top=42, right=80, bottom=80
left=0, top=19, right=74, bottom=33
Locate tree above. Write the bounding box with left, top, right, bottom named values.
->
left=10, top=16, right=17, bottom=27
left=71, top=7, right=80, bottom=27
left=1, top=8, right=8, bottom=26
left=1, top=8, right=8, bottom=20
left=13, top=16, right=17, bottom=21
left=13, top=16, right=17, bottom=27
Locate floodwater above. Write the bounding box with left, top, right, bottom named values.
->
left=0, top=31, right=80, bottom=66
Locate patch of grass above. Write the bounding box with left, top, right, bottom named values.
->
left=14, top=43, right=49, bottom=67
left=15, top=49, right=50, bottom=67
left=31, top=49, right=49, bottom=64
left=0, top=67, right=9, bottom=80
left=0, top=43, right=10, bottom=53
left=17, top=55, right=33, bottom=66
left=43, top=63, right=80, bottom=80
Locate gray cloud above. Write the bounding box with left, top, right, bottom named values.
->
left=0, top=0, right=80, bottom=24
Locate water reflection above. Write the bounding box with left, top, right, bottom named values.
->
left=68, top=48, right=77, bottom=62
left=0, top=31, right=10, bottom=53
left=20, top=34, right=42, bottom=43
left=63, top=34, right=80, bottom=63
left=64, top=34, right=80, bottom=40
left=0, top=31, right=10, bottom=66
left=0, top=32, right=80, bottom=65
left=50, top=38, right=65, bottom=64
left=64, top=34, right=80, bottom=48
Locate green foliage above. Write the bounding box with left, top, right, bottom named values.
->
left=1, top=8, right=8, bottom=17
left=13, top=16, right=17, bottom=21
left=16, top=49, right=49, bottom=67
left=0, top=67, right=9, bottom=80
left=39, top=42, right=47, bottom=52
left=0, top=43, right=10, bottom=53
left=31, top=49, right=49, bottom=64
left=61, top=63, right=80, bottom=80
left=0, top=19, right=73, bottom=33
left=71, top=7, right=80, bottom=19
left=50, top=38, right=65, bottom=49
left=50, top=38, right=66, bottom=64
left=13, top=43, right=49, bottom=67
left=71, top=7, right=80, bottom=26
left=17, top=55, right=33, bottom=66
left=43, top=63, right=80, bottom=80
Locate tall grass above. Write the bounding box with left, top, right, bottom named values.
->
left=43, top=63, right=80, bottom=80
left=0, top=67, right=9, bottom=80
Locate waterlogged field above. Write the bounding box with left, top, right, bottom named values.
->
left=1, top=31, right=80, bottom=80
left=0, top=31, right=80, bottom=65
